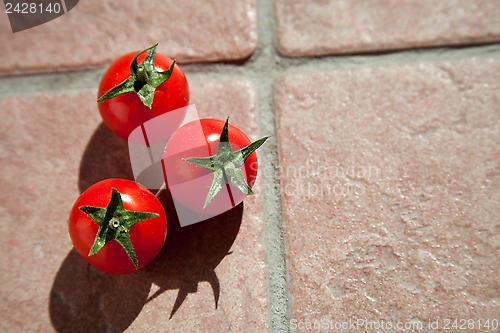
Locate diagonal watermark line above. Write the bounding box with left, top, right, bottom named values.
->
left=140, top=123, right=155, bottom=164
left=61, top=0, right=67, bottom=13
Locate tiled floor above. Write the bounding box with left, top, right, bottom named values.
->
left=1, top=1, right=499, bottom=332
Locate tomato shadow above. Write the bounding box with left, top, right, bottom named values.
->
left=72, top=122, right=244, bottom=323
left=144, top=188, right=243, bottom=319
left=49, top=249, right=151, bottom=333
left=78, top=123, right=134, bottom=193
left=49, top=123, right=147, bottom=332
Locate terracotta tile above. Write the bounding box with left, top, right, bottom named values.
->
left=0, top=78, right=268, bottom=332
left=275, top=59, right=500, bottom=327
left=275, top=0, right=500, bottom=56
left=0, top=0, right=257, bottom=75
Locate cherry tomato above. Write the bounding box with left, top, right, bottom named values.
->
left=163, top=118, right=268, bottom=216
left=68, top=179, right=167, bottom=274
left=97, top=44, right=189, bottom=140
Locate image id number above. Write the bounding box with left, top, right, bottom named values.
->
left=5, top=2, right=61, bottom=14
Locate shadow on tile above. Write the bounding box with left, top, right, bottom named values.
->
left=48, top=195, right=243, bottom=331
left=78, top=123, right=134, bottom=193
left=50, top=123, right=244, bottom=331
left=49, top=249, right=151, bottom=333
left=144, top=188, right=243, bottom=319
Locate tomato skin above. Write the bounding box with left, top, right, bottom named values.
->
left=163, top=118, right=258, bottom=215
left=68, top=179, right=167, bottom=274
left=97, top=51, right=189, bottom=140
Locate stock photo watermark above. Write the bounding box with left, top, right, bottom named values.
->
left=128, top=105, right=257, bottom=227
left=263, top=162, right=381, bottom=199
left=124, top=103, right=382, bottom=226
left=290, top=317, right=499, bottom=331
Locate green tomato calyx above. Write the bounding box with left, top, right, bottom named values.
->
left=184, top=118, right=269, bottom=209
left=79, top=188, right=159, bottom=270
left=97, top=43, right=176, bottom=109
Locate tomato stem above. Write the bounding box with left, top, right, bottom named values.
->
left=109, top=217, right=120, bottom=229
left=136, top=67, right=149, bottom=88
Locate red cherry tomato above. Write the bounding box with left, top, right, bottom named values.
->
left=163, top=118, right=266, bottom=216
left=97, top=46, right=189, bottom=140
left=68, top=179, right=167, bottom=274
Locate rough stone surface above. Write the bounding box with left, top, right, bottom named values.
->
left=2, top=2, right=500, bottom=332
left=0, top=0, right=257, bottom=75
left=275, top=59, right=500, bottom=327
left=0, top=79, right=268, bottom=332
left=275, top=0, right=500, bottom=56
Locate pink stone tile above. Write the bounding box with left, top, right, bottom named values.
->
left=0, top=0, right=257, bottom=75
left=275, top=0, right=500, bottom=56
left=275, top=59, right=500, bottom=327
left=127, top=79, right=268, bottom=332
left=191, top=79, right=258, bottom=141
left=0, top=91, right=106, bottom=333
left=0, top=79, right=268, bottom=332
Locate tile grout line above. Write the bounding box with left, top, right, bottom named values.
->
left=1, top=45, right=500, bottom=97
left=252, top=1, right=292, bottom=333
